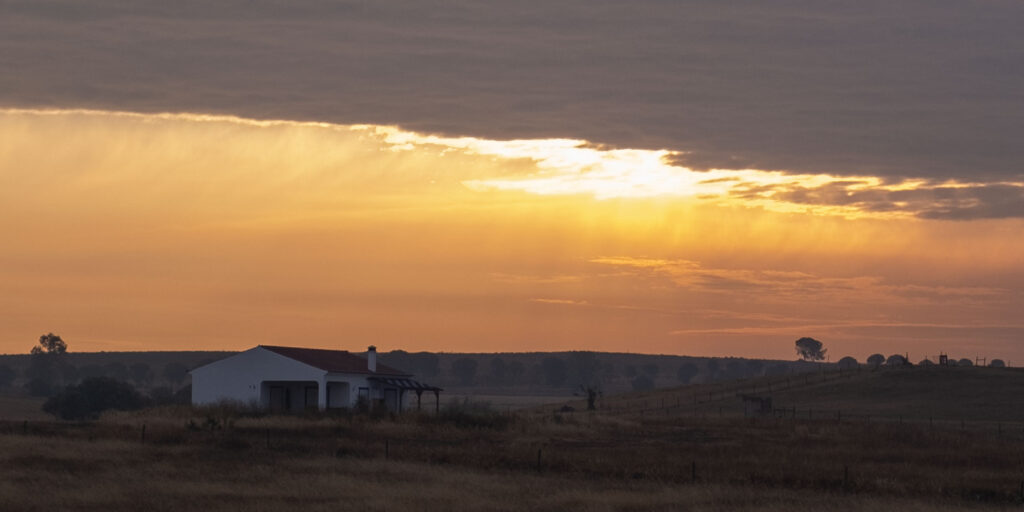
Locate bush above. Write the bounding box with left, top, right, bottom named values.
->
left=43, top=377, right=148, bottom=420
left=630, top=374, right=654, bottom=391
left=837, top=356, right=858, bottom=370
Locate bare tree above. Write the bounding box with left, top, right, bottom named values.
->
left=576, top=384, right=602, bottom=410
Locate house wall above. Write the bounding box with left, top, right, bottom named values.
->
left=191, top=347, right=325, bottom=406
left=327, top=373, right=371, bottom=409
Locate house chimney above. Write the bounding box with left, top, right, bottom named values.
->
left=367, top=345, right=377, bottom=373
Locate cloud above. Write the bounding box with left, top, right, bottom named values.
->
left=530, top=298, right=589, bottom=306
left=590, top=256, right=1009, bottom=306
left=2, top=0, right=1023, bottom=183
left=765, top=181, right=1024, bottom=220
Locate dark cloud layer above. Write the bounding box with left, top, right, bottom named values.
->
left=733, top=180, right=1024, bottom=220
left=2, top=0, right=1023, bottom=181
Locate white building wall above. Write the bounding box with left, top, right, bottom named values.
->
left=191, top=346, right=325, bottom=406
left=326, top=373, right=371, bottom=408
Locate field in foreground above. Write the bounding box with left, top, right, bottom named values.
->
left=2, top=400, right=1024, bottom=511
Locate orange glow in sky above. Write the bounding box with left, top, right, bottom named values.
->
left=1, top=109, right=1022, bottom=361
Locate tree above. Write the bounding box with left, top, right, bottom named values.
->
left=129, top=362, right=153, bottom=385
left=794, top=337, right=826, bottom=361
left=541, top=357, right=568, bottom=387
left=918, top=358, right=935, bottom=366
left=837, top=356, right=858, bottom=370
left=886, top=354, right=909, bottom=366
left=0, top=365, right=15, bottom=388
left=957, top=358, right=973, bottom=367
left=642, top=363, right=659, bottom=377
left=381, top=350, right=441, bottom=378
left=676, top=363, right=699, bottom=384
left=506, top=360, right=526, bottom=385
left=31, top=333, right=67, bottom=356
left=413, top=352, right=440, bottom=378
left=724, top=360, right=745, bottom=379
left=866, top=353, right=885, bottom=367
left=79, top=364, right=105, bottom=380
left=488, top=357, right=508, bottom=386
left=103, top=362, right=130, bottom=381
left=706, top=359, right=720, bottom=381
left=42, top=377, right=147, bottom=420
left=162, top=362, right=189, bottom=387
left=990, top=359, right=1006, bottom=368
left=570, top=351, right=601, bottom=386
left=746, top=360, right=765, bottom=377
left=26, top=333, right=70, bottom=397
left=451, top=358, right=478, bottom=386
left=630, top=374, right=654, bottom=391
left=577, top=384, right=602, bottom=410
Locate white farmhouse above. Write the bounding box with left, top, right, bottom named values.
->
left=191, top=345, right=441, bottom=412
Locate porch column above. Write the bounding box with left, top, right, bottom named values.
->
left=318, top=377, right=327, bottom=411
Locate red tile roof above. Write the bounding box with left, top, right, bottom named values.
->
left=260, top=345, right=410, bottom=376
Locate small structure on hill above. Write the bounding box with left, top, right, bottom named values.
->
left=190, top=345, right=441, bottom=413
left=739, top=394, right=772, bottom=417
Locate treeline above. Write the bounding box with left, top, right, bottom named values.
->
left=0, top=335, right=220, bottom=401
left=0, top=356, right=206, bottom=397
left=381, top=351, right=824, bottom=394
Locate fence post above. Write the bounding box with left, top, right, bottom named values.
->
left=844, top=465, right=849, bottom=488
left=537, top=448, right=543, bottom=472
left=385, top=439, right=390, bottom=459
left=141, top=424, right=146, bottom=444
left=691, top=461, right=697, bottom=482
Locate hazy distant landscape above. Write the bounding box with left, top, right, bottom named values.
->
left=3, top=355, right=1024, bottom=510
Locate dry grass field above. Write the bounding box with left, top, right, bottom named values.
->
left=2, top=366, right=1023, bottom=511
left=0, top=396, right=47, bottom=421
left=590, top=366, right=1024, bottom=427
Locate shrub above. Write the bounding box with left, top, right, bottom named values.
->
left=837, top=356, right=858, bottom=370
left=43, top=377, right=148, bottom=420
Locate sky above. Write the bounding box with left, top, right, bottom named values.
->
left=1, top=1, right=1022, bottom=361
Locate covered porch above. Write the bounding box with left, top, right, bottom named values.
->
left=369, top=376, right=443, bottom=413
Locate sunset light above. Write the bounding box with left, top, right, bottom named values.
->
left=1, top=108, right=1021, bottom=361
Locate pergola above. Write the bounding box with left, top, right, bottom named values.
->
left=369, top=376, right=443, bottom=413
